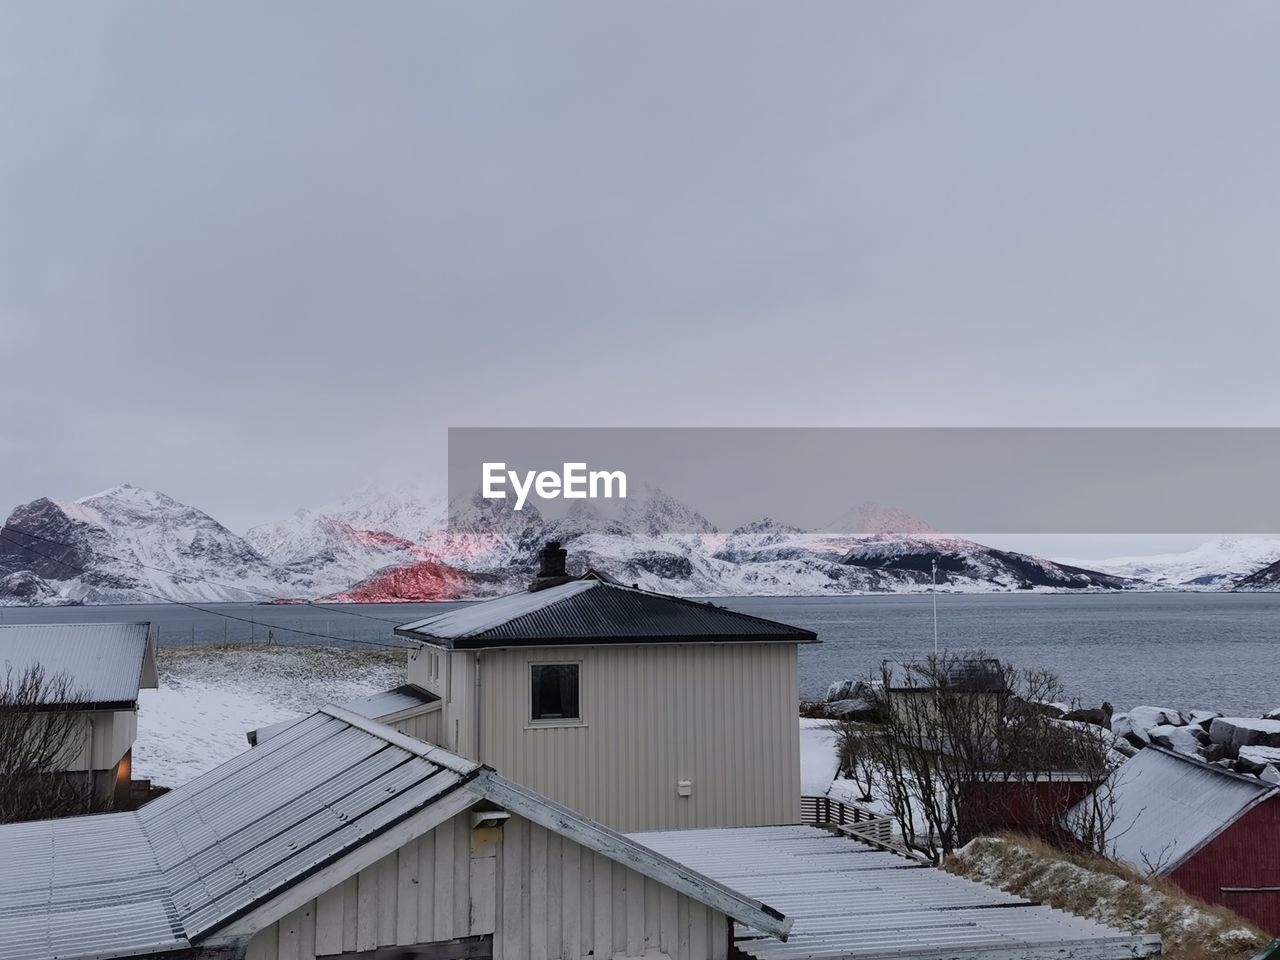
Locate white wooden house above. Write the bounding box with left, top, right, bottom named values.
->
left=0, top=704, right=787, bottom=960
left=0, top=621, right=157, bottom=809
left=394, top=543, right=819, bottom=833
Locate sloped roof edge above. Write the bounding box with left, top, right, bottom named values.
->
left=394, top=579, right=818, bottom=648
left=476, top=773, right=792, bottom=940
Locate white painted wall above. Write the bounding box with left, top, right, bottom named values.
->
left=61, top=709, right=136, bottom=773
left=245, top=808, right=730, bottom=960
left=411, top=642, right=802, bottom=833
left=388, top=705, right=442, bottom=744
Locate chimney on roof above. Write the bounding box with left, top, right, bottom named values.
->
left=530, top=541, right=575, bottom=592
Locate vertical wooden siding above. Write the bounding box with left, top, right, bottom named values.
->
left=477, top=643, right=801, bottom=833
left=1172, top=797, right=1280, bottom=936
left=244, top=810, right=729, bottom=960
left=390, top=707, right=442, bottom=744
left=63, top=709, right=136, bottom=772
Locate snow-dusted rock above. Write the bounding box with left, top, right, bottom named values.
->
left=1127, top=706, right=1185, bottom=733
left=1236, top=745, right=1280, bottom=774
left=1260, top=765, right=1280, bottom=786
left=1110, top=713, right=1148, bottom=747
left=1208, top=717, right=1280, bottom=752
left=1264, top=708, right=1280, bottom=722
left=1148, top=723, right=1206, bottom=755
left=827, top=679, right=854, bottom=702
left=1111, top=736, right=1139, bottom=758
left=1188, top=709, right=1222, bottom=729
left=826, top=698, right=877, bottom=720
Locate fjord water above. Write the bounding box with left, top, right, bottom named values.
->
left=2, top=593, right=1275, bottom=714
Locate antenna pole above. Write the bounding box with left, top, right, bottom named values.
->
left=931, top=558, right=938, bottom=656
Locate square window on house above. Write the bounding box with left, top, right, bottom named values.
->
left=530, top=662, right=580, bottom=722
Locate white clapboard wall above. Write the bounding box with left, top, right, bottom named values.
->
left=246, top=808, right=731, bottom=960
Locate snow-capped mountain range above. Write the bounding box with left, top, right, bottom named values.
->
left=1, top=483, right=1278, bottom=606
left=1056, top=537, right=1280, bottom=588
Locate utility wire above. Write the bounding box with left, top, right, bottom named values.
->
left=0, top=523, right=408, bottom=624
left=0, top=529, right=413, bottom=650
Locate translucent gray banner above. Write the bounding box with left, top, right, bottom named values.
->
left=447, top=427, right=1280, bottom=534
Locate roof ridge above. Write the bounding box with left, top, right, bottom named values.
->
left=319, top=703, right=481, bottom=776
left=395, top=577, right=817, bottom=647
left=0, top=620, right=153, bottom=627
left=592, top=579, right=819, bottom=634
left=1145, top=743, right=1280, bottom=791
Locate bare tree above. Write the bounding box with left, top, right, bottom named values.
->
left=0, top=664, right=93, bottom=824
left=841, top=651, right=1120, bottom=863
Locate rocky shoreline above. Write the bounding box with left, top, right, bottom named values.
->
left=1107, top=705, right=1280, bottom=783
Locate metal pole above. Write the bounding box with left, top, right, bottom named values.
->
left=931, top=559, right=938, bottom=656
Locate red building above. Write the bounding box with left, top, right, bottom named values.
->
left=1067, top=745, right=1280, bottom=934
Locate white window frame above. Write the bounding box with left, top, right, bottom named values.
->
left=527, top=659, right=585, bottom=728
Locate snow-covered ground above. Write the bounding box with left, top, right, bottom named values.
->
left=799, top=718, right=841, bottom=795
left=133, top=644, right=403, bottom=786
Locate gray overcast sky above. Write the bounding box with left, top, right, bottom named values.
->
left=2, top=2, right=1279, bottom=544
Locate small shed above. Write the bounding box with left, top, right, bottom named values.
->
left=0, top=621, right=157, bottom=809
left=1066, top=745, right=1280, bottom=934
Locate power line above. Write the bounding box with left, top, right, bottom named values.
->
left=0, top=523, right=408, bottom=625
left=0, top=529, right=412, bottom=651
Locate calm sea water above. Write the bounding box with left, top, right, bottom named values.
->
left=2, top=593, right=1276, bottom=714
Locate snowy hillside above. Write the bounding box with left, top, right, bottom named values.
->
left=1056, top=537, right=1280, bottom=588
left=1234, top=555, right=1280, bottom=590
left=839, top=534, right=1133, bottom=591
left=245, top=483, right=446, bottom=564
left=0, top=484, right=298, bottom=604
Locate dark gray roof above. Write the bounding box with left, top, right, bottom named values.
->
left=0, top=622, right=157, bottom=708
left=885, top=657, right=1008, bottom=693
left=395, top=580, right=818, bottom=649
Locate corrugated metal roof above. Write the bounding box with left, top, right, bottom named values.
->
left=395, top=580, right=818, bottom=649
left=0, top=622, right=156, bottom=707
left=0, top=706, right=481, bottom=960
left=343, top=683, right=440, bottom=719
left=0, top=813, right=183, bottom=960
left=1065, top=745, right=1279, bottom=875
left=631, top=826, right=1161, bottom=960
left=246, top=683, right=441, bottom=745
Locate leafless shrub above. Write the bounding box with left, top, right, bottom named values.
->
left=0, top=664, right=93, bottom=824
left=832, top=721, right=877, bottom=802
left=840, top=650, right=1121, bottom=863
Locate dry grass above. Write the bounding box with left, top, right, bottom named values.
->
left=157, top=642, right=402, bottom=686
left=945, top=834, right=1269, bottom=960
